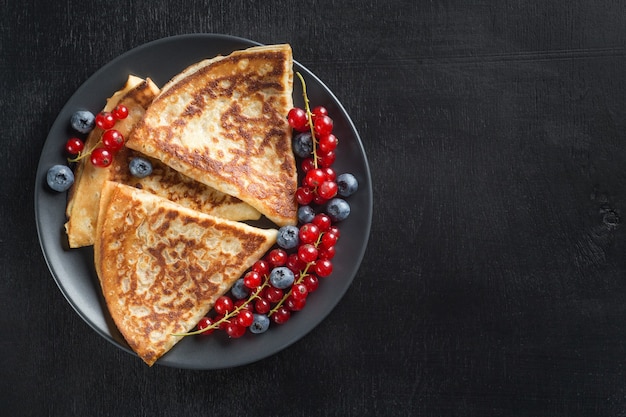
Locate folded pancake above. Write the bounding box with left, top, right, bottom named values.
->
left=126, top=44, right=298, bottom=227
left=65, top=75, right=260, bottom=248
left=94, top=181, right=278, bottom=366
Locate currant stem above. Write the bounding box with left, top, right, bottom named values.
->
left=295, top=72, right=318, bottom=169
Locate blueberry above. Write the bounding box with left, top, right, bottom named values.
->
left=297, top=205, right=315, bottom=224
left=269, top=266, right=295, bottom=289
left=336, top=173, right=358, bottom=197
left=230, top=278, right=249, bottom=300
left=249, top=314, right=270, bottom=334
left=276, top=225, right=299, bottom=249
left=326, top=198, right=351, bottom=222
left=292, top=132, right=313, bottom=158
left=70, top=110, right=95, bottom=134
left=46, top=164, right=74, bottom=192
left=129, top=157, right=153, bottom=178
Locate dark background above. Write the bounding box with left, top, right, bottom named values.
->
left=4, top=0, right=626, bottom=416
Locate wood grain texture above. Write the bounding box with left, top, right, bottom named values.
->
left=4, top=0, right=626, bottom=415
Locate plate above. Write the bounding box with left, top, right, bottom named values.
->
left=35, top=34, right=372, bottom=369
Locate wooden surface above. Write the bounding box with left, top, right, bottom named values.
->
left=4, top=0, right=626, bottom=415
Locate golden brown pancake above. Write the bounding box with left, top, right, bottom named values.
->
left=126, top=44, right=298, bottom=227
left=65, top=75, right=260, bottom=248
left=94, top=181, right=277, bottom=366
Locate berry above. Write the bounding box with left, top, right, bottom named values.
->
left=254, top=298, right=271, bottom=314
left=214, top=296, right=234, bottom=315
left=225, top=322, right=246, bottom=338
left=314, top=259, right=333, bottom=277
left=337, top=173, right=358, bottom=197
left=318, top=181, right=338, bottom=200
left=234, top=299, right=253, bottom=311
left=231, top=278, right=249, bottom=299
left=243, top=270, right=262, bottom=289
left=65, top=137, right=84, bottom=155
left=296, top=187, right=314, bottom=205
left=128, top=157, right=153, bottom=178
left=321, top=231, right=339, bottom=248
left=298, top=205, right=315, bottom=224
left=235, top=310, right=254, bottom=327
left=313, top=114, right=333, bottom=136
left=95, top=112, right=116, bottom=130
left=322, top=167, right=336, bottom=182
left=292, top=132, right=313, bottom=158
left=265, top=287, right=284, bottom=303
left=271, top=307, right=291, bottom=324
left=301, top=158, right=315, bottom=172
left=326, top=198, right=351, bottom=222
left=269, top=266, right=295, bottom=289
left=302, top=274, right=319, bottom=293
left=251, top=259, right=270, bottom=276
left=112, top=104, right=129, bottom=120
left=304, top=169, right=326, bottom=188
left=101, top=129, right=124, bottom=152
left=196, top=317, right=215, bottom=335
left=318, top=134, right=338, bottom=153
left=311, top=106, right=328, bottom=118
left=291, top=283, right=308, bottom=300
left=298, top=244, right=319, bottom=263
left=299, top=223, right=320, bottom=244
left=268, top=248, right=288, bottom=267
left=46, top=164, right=74, bottom=192
left=318, top=150, right=336, bottom=167
left=249, top=314, right=270, bottom=334
left=312, top=213, right=332, bottom=231
left=286, top=295, right=307, bottom=311
left=319, top=245, right=336, bottom=260
left=90, top=148, right=113, bottom=167
left=287, top=107, right=309, bottom=132
left=276, top=225, right=300, bottom=249
left=286, top=253, right=306, bottom=273
left=70, top=110, right=96, bottom=134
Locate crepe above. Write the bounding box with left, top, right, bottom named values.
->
left=126, top=44, right=298, bottom=227
left=65, top=75, right=260, bottom=248
left=94, top=181, right=277, bottom=366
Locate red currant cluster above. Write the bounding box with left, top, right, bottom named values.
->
left=66, top=105, right=129, bottom=167
left=184, top=73, right=355, bottom=339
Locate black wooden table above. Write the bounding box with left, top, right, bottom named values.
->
left=4, top=1, right=626, bottom=415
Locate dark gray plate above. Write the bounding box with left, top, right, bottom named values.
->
left=35, top=34, right=372, bottom=369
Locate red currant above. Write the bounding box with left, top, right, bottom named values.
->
left=322, top=167, right=336, bottom=182
left=296, top=187, right=314, bottom=205
left=312, top=214, right=332, bottom=231
left=90, top=148, right=113, bottom=167
left=318, top=150, right=336, bottom=168
left=225, top=322, right=246, bottom=338
left=214, top=295, right=234, bottom=315
left=321, top=231, right=339, bottom=248
left=328, top=225, right=340, bottom=237
left=265, top=287, right=284, bottom=303
left=311, top=106, right=328, bottom=119
left=286, top=295, right=307, bottom=311
left=302, top=274, right=319, bottom=293
left=271, top=307, right=291, bottom=324
left=268, top=248, right=288, bottom=267
left=235, top=310, right=254, bottom=327
left=313, top=193, right=329, bottom=205
left=286, top=253, right=306, bottom=273
left=251, top=259, right=270, bottom=276
left=318, top=181, right=338, bottom=200
left=299, top=223, right=320, bottom=244
left=318, top=245, right=336, bottom=260
left=65, top=137, right=84, bottom=155
left=298, top=244, right=319, bottom=263
left=112, top=104, right=129, bottom=120
left=318, top=134, right=338, bottom=153
left=95, top=112, right=116, bottom=130
left=243, top=270, right=262, bottom=289
left=314, top=259, right=333, bottom=277
left=301, top=158, right=315, bottom=172
left=254, top=298, right=271, bottom=314
left=234, top=299, right=253, bottom=311
left=291, top=283, right=308, bottom=301
left=304, top=168, right=326, bottom=188
left=313, top=115, right=333, bottom=136
left=196, top=316, right=215, bottom=335
left=101, top=129, right=124, bottom=152
left=287, top=107, right=309, bottom=132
